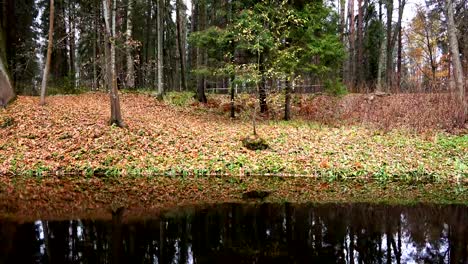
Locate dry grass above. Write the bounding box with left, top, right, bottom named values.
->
left=207, top=92, right=466, bottom=132
left=298, top=93, right=466, bottom=132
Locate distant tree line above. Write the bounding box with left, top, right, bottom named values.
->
left=0, top=0, right=466, bottom=121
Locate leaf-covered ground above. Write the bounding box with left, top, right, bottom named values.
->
left=0, top=93, right=466, bottom=218
left=1, top=93, right=466, bottom=180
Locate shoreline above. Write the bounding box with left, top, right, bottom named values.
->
left=1, top=175, right=466, bottom=221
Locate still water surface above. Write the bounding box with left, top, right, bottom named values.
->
left=0, top=203, right=467, bottom=263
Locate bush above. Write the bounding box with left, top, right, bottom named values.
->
left=165, top=92, right=196, bottom=106
left=242, top=135, right=269, bottom=150
left=48, top=77, right=86, bottom=95
left=324, top=79, right=347, bottom=96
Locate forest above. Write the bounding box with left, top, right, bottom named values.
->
left=0, top=0, right=466, bottom=112
left=0, top=0, right=467, bottom=217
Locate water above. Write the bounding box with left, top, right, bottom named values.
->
left=0, top=203, right=467, bottom=264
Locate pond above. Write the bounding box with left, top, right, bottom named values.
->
left=0, top=203, right=467, bottom=263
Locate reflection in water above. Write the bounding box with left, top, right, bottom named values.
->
left=0, top=203, right=467, bottom=263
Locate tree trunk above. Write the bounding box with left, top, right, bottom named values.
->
left=176, top=0, right=187, bottom=91
left=156, top=0, right=164, bottom=99
left=52, top=0, right=68, bottom=80
left=125, top=0, right=135, bottom=88
left=195, top=0, right=207, bottom=103
left=259, top=54, right=267, bottom=113
left=386, top=0, right=405, bottom=91
left=376, top=0, right=385, bottom=91
left=197, top=79, right=207, bottom=103
left=103, top=0, right=125, bottom=127
left=347, top=0, right=355, bottom=87
left=93, top=0, right=99, bottom=90
left=397, top=22, right=402, bottom=91
left=68, top=0, right=76, bottom=82
left=385, top=0, right=393, bottom=90
left=340, top=0, right=346, bottom=41
left=40, top=0, right=55, bottom=106
left=284, top=79, right=291, bottom=121
left=355, top=0, right=363, bottom=88
left=230, top=77, right=235, bottom=118
left=0, top=47, right=14, bottom=108
left=259, top=76, right=268, bottom=113
left=142, top=0, right=151, bottom=87
left=0, top=2, right=14, bottom=107
left=445, top=0, right=467, bottom=121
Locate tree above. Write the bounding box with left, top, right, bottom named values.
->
left=385, top=0, right=405, bottom=90
left=102, top=0, right=125, bottom=127
left=268, top=2, right=344, bottom=120
left=0, top=2, right=14, bottom=107
left=385, top=0, right=393, bottom=90
left=0, top=49, right=14, bottom=108
left=3, top=0, right=38, bottom=94
left=445, top=0, right=466, bottom=121
left=176, top=0, right=187, bottom=91
left=193, top=0, right=207, bottom=103
left=40, top=0, right=55, bottom=106
left=156, top=0, right=164, bottom=99
left=406, top=6, right=441, bottom=88
left=125, top=0, right=135, bottom=88
left=347, top=0, right=355, bottom=86
left=355, top=0, right=364, bottom=87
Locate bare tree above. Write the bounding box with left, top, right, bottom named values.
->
left=102, top=0, right=125, bottom=127
left=40, top=0, right=55, bottom=106
left=445, top=0, right=466, bottom=121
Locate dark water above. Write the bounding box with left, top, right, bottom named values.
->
left=0, top=203, right=467, bottom=264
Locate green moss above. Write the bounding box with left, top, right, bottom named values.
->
left=242, top=135, right=269, bottom=150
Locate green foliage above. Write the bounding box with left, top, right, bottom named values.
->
left=437, top=135, right=468, bottom=151
left=364, top=18, right=385, bottom=81
left=165, top=92, right=196, bottom=106
left=324, top=79, right=347, bottom=96
left=242, top=135, right=269, bottom=150
left=47, top=77, right=86, bottom=95
left=0, top=117, right=14, bottom=128
left=189, top=0, right=345, bottom=87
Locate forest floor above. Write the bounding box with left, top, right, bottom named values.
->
left=0, top=92, right=467, bottom=219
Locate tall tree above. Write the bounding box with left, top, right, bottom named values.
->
left=126, top=0, right=135, bottom=88
left=376, top=0, right=385, bottom=91
left=40, top=0, right=55, bottom=106
left=68, top=0, right=76, bottom=82
left=445, top=0, right=466, bottom=120
left=0, top=1, right=14, bottom=107
left=103, top=0, right=125, bottom=127
left=195, top=0, right=207, bottom=103
left=176, top=0, right=187, bottom=91
left=347, top=0, right=356, bottom=86
left=156, top=0, right=164, bottom=98
left=0, top=45, right=14, bottom=107
left=385, top=0, right=405, bottom=90
left=355, top=0, right=364, bottom=87
left=385, top=0, right=393, bottom=90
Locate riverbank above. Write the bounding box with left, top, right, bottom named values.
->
left=0, top=92, right=466, bottom=219
left=0, top=175, right=466, bottom=221
left=1, top=93, right=466, bottom=178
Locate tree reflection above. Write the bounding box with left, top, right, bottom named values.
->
left=0, top=203, right=466, bottom=264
